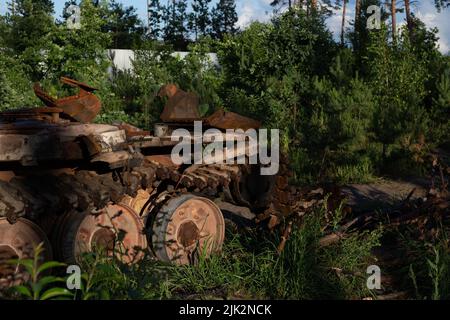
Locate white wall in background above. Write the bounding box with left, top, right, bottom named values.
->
left=107, top=49, right=219, bottom=74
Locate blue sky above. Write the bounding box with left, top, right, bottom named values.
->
left=1, top=0, right=449, bottom=53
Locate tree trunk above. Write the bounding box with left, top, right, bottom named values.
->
left=354, top=0, right=361, bottom=31
left=405, top=0, right=413, bottom=35
left=391, top=0, right=397, bottom=43
left=341, top=0, right=347, bottom=45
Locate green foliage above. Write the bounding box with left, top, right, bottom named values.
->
left=0, top=53, right=39, bottom=110
left=10, top=243, right=73, bottom=300
left=431, top=68, right=450, bottom=144
left=147, top=0, right=163, bottom=40
left=4, top=0, right=57, bottom=81
left=211, top=0, right=239, bottom=40
left=48, top=0, right=111, bottom=84
left=121, top=38, right=223, bottom=127
left=249, top=205, right=381, bottom=299
left=398, top=227, right=450, bottom=300
left=0, top=0, right=447, bottom=185
left=56, top=203, right=381, bottom=300
left=62, top=0, right=144, bottom=49
left=301, top=73, right=375, bottom=182
left=189, top=0, right=212, bottom=40
left=104, top=0, right=145, bottom=49
left=162, top=0, right=189, bottom=49
left=363, top=25, right=435, bottom=177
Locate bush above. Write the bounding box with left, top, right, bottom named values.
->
left=0, top=53, right=38, bottom=110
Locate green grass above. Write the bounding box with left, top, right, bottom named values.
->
left=6, top=204, right=384, bottom=300
left=78, top=207, right=381, bottom=299
left=395, top=225, right=450, bottom=300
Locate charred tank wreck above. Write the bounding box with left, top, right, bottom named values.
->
left=0, top=78, right=294, bottom=289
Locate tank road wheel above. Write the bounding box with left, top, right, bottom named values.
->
left=120, top=189, right=152, bottom=217
left=56, top=204, right=147, bottom=265
left=0, top=218, right=52, bottom=289
left=151, top=194, right=225, bottom=265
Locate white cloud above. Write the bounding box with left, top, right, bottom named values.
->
left=236, top=0, right=273, bottom=29
left=326, top=5, right=355, bottom=42
left=415, top=0, right=450, bottom=54
left=234, top=0, right=450, bottom=54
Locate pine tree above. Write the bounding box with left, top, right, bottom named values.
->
left=189, top=0, right=211, bottom=40
left=431, top=69, right=450, bottom=143
left=270, top=0, right=293, bottom=11
left=162, top=0, right=188, bottom=49
left=391, top=0, right=396, bottom=43
left=211, top=0, right=238, bottom=40
left=404, top=0, right=412, bottom=34
left=355, top=0, right=361, bottom=33
left=434, top=0, right=450, bottom=11
left=340, top=0, right=348, bottom=45
left=105, top=0, right=144, bottom=49
left=147, top=0, right=162, bottom=39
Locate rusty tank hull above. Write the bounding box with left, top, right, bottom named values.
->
left=0, top=78, right=285, bottom=291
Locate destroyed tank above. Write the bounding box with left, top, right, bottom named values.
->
left=0, top=78, right=294, bottom=289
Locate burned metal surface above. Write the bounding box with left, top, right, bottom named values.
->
left=0, top=107, right=128, bottom=165
left=158, top=84, right=201, bottom=122
left=54, top=204, right=147, bottom=265
left=0, top=107, right=64, bottom=124
left=0, top=218, right=52, bottom=290
left=0, top=77, right=289, bottom=288
left=34, top=77, right=101, bottom=123
left=151, top=194, right=225, bottom=265
left=206, top=109, right=262, bottom=131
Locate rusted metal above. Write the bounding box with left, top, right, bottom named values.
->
left=0, top=218, right=52, bottom=289
left=152, top=194, right=225, bottom=265
left=0, top=107, right=64, bottom=123
left=277, top=221, right=293, bottom=254
left=116, top=122, right=150, bottom=138
left=206, top=109, right=261, bottom=131
left=0, top=77, right=299, bottom=276
left=55, top=204, right=147, bottom=265
left=158, top=84, right=201, bottom=122
left=121, top=189, right=152, bottom=217
left=0, top=122, right=127, bottom=165
left=34, top=77, right=101, bottom=123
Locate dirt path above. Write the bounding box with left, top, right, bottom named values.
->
left=342, top=178, right=429, bottom=212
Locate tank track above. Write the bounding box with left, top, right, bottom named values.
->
left=0, top=154, right=299, bottom=228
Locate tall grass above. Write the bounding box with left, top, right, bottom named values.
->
left=71, top=205, right=381, bottom=300
left=396, top=224, right=450, bottom=300
left=8, top=205, right=383, bottom=300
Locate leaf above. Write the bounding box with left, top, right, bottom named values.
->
left=37, top=261, right=66, bottom=275
left=13, top=285, right=32, bottom=298
left=39, top=276, right=64, bottom=287
left=17, top=259, right=35, bottom=275
left=40, top=287, right=74, bottom=301
left=82, top=292, right=96, bottom=301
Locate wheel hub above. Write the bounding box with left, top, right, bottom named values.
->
left=91, top=228, right=116, bottom=255
left=152, top=194, right=225, bottom=265
left=0, top=218, right=52, bottom=289
left=56, top=204, right=148, bottom=265
left=177, top=221, right=200, bottom=248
